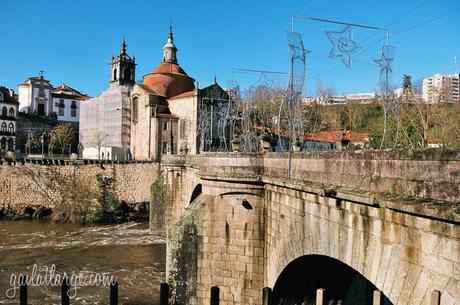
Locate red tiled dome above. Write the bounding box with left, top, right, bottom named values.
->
left=143, top=62, right=195, bottom=98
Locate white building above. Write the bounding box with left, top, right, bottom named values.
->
left=79, top=39, right=135, bottom=161
left=0, top=87, right=19, bottom=152
left=51, top=84, right=89, bottom=123
left=422, top=73, right=460, bottom=103
left=18, top=74, right=88, bottom=125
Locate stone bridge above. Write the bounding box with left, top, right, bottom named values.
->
left=153, top=151, right=459, bottom=305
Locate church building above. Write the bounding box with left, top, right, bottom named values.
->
left=130, top=27, right=230, bottom=160
left=79, top=38, right=136, bottom=160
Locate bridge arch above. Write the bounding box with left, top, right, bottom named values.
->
left=272, top=254, right=393, bottom=305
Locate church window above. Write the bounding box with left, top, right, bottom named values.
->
left=180, top=120, right=186, bottom=137
left=8, top=123, right=14, bottom=133
left=38, top=81, right=46, bottom=98
left=1, top=122, right=7, bottom=132
left=9, top=108, right=14, bottom=117
left=124, top=68, right=131, bottom=80
left=113, top=68, right=118, bottom=81
left=1, top=107, right=7, bottom=116
left=132, top=97, right=138, bottom=122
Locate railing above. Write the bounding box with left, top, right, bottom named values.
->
left=0, top=114, right=15, bottom=121
left=15, top=278, right=443, bottom=305
left=17, top=275, right=119, bottom=305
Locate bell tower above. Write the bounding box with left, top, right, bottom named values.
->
left=162, top=26, right=178, bottom=64
left=110, top=37, right=136, bottom=86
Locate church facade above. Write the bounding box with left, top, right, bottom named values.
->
left=130, top=28, right=230, bottom=160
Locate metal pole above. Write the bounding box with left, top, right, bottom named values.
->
left=316, top=288, right=326, bottom=305
left=110, top=280, right=118, bottom=305
left=431, top=290, right=441, bottom=305
left=262, top=287, right=272, bottom=305
left=61, top=277, right=70, bottom=305
left=160, top=282, right=169, bottom=305
left=373, top=290, right=382, bottom=305
left=19, top=275, right=27, bottom=305
left=210, top=286, right=220, bottom=305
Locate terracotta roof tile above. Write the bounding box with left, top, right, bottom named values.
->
left=305, top=131, right=369, bottom=143
left=169, top=90, right=196, bottom=100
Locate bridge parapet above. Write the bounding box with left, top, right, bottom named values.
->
left=162, top=149, right=460, bottom=203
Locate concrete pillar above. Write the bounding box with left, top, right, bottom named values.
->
left=431, top=290, right=441, bottom=305
left=373, top=290, right=383, bottom=305
left=316, top=288, right=326, bottom=305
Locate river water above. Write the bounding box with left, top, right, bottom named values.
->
left=0, top=221, right=166, bottom=305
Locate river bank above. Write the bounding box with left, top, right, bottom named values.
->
left=0, top=221, right=165, bottom=304
left=0, top=202, right=149, bottom=223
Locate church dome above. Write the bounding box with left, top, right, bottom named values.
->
left=142, top=28, right=195, bottom=98
left=143, top=63, right=195, bottom=98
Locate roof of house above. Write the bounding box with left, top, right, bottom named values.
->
left=305, top=130, right=369, bottom=143
left=51, top=83, right=90, bottom=100
left=169, top=90, right=197, bottom=100
left=0, top=87, right=19, bottom=105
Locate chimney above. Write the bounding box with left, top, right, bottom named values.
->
left=9, top=89, right=14, bottom=97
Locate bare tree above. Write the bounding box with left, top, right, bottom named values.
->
left=91, top=131, right=108, bottom=160
left=48, top=124, right=74, bottom=156
left=316, top=79, right=335, bottom=104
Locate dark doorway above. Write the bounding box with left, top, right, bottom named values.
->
left=272, top=255, right=393, bottom=305
left=37, top=104, right=45, bottom=116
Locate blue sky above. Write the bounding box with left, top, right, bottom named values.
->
left=0, top=0, right=459, bottom=97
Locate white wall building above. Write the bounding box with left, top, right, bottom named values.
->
left=18, top=75, right=53, bottom=116
left=51, top=84, right=88, bottom=123
left=79, top=39, right=135, bottom=161
left=0, top=87, right=19, bottom=152
left=422, top=73, right=460, bottom=102
left=18, top=74, right=88, bottom=124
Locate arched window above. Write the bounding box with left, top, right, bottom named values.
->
left=1, top=122, right=6, bottom=132
left=8, top=123, right=14, bottom=133
left=1, top=106, right=7, bottom=116
left=0, top=137, right=6, bottom=149
left=9, top=107, right=14, bottom=117
left=113, top=68, right=118, bottom=81
left=124, top=68, right=131, bottom=80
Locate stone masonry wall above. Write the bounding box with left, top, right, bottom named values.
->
left=265, top=184, right=459, bottom=305
left=0, top=161, right=159, bottom=209
left=167, top=179, right=266, bottom=305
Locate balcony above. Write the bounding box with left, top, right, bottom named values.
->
left=0, top=131, right=15, bottom=136
left=0, top=115, right=15, bottom=121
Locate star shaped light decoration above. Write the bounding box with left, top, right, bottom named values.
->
left=325, top=26, right=361, bottom=68
left=374, top=44, right=394, bottom=76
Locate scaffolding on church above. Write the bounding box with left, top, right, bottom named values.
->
left=79, top=88, right=131, bottom=159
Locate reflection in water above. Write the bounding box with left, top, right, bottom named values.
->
left=0, top=221, right=166, bottom=305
